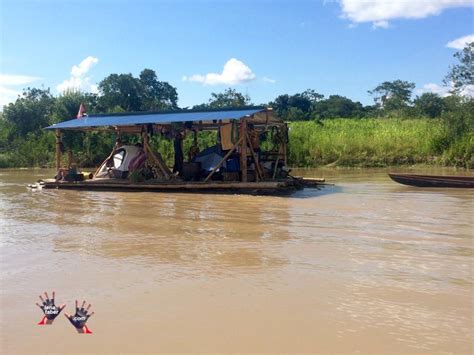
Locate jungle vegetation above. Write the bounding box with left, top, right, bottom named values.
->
left=0, top=43, right=472, bottom=168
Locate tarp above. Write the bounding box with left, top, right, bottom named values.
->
left=193, top=145, right=225, bottom=172
left=45, top=108, right=267, bottom=130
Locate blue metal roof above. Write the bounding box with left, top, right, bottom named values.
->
left=45, top=108, right=266, bottom=130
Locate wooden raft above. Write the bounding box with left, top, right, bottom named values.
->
left=38, top=178, right=322, bottom=195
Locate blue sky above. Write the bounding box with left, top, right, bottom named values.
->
left=1, top=0, right=473, bottom=108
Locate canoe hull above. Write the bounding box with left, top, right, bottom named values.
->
left=388, top=173, right=474, bottom=188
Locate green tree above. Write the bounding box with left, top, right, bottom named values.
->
left=139, top=69, right=178, bottom=110
left=50, top=90, right=97, bottom=158
left=414, top=93, right=444, bottom=118
left=98, top=73, right=142, bottom=112
left=314, top=95, right=365, bottom=118
left=442, top=95, right=462, bottom=112
left=272, top=94, right=308, bottom=120
left=368, top=80, right=415, bottom=111
left=444, top=42, right=473, bottom=95
left=0, top=114, right=13, bottom=152
left=284, top=107, right=309, bottom=121
left=2, top=88, right=55, bottom=138
left=52, top=90, right=98, bottom=123
left=271, top=89, right=324, bottom=121
left=195, top=88, right=251, bottom=109
left=302, top=89, right=324, bottom=105
left=440, top=95, right=474, bottom=135
left=98, top=69, right=178, bottom=112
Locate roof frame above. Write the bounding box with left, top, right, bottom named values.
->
left=45, top=107, right=282, bottom=131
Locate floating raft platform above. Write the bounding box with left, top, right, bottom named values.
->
left=38, top=177, right=326, bottom=195
left=39, top=107, right=329, bottom=195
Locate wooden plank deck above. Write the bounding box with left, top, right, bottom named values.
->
left=40, top=178, right=308, bottom=195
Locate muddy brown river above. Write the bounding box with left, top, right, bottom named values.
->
left=1, top=168, right=473, bottom=353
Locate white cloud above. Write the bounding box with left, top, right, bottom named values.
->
left=71, top=56, right=98, bottom=77
left=446, top=34, right=474, bottom=49
left=183, top=58, right=256, bottom=86
left=0, top=74, right=41, bottom=86
left=0, top=86, right=21, bottom=108
left=340, top=0, right=472, bottom=28
left=0, top=74, right=40, bottom=109
left=263, top=76, right=276, bottom=84
left=417, top=83, right=451, bottom=97
left=372, top=20, right=389, bottom=29
left=460, top=84, right=474, bottom=97
left=417, top=82, right=474, bottom=98
left=57, top=56, right=99, bottom=93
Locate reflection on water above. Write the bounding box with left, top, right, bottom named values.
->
left=1, top=168, right=473, bottom=353
left=7, top=186, right=292, bottom=273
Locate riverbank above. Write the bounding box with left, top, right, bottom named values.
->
left=1, top=118, right=472, bottom=169
left=288, top=118, right=473, bottom=168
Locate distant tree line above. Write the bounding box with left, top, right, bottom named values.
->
left=0, top=42, right=472, bottom=168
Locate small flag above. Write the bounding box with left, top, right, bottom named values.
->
left=77, top=103, right=87, bottom=118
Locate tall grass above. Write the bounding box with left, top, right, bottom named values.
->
left=1, top=118, right=471, bottom=169
left=288, top=118, right=453, bottom=167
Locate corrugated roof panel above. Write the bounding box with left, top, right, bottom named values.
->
left=45, top=108, right=266, bottom=130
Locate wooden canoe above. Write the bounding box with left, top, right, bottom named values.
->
left=388, top=173, right=474, bottom=188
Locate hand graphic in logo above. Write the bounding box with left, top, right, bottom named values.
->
left=36, top=291, right=65, bottom=325
left=64, top=300, right=94, bottom=334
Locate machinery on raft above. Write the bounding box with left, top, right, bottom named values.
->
left=34, top=107, right=325, bottom=195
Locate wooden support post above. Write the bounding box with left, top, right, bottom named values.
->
left=240, top=118, right=247, bottom=182
left=245, top=132, right=263, bottom=182
left=272, top=156, right=279, bottom=180
left=142, top=131, right=172, bottom=179
left=93, top=144, right=117, bottom=178
left=55, top=129, right=62, bottom=171
left=283, top=123, right=288, bottom=166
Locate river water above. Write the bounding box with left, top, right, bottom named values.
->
left=1, top=168, right=472, bottom=353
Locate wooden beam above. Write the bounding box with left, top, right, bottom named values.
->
left=272, top=156, right=279, bottom=180
left=55, top=129, right=62, bottom=171
left=240, top=118, right=247, bottom=182
left=245, top=131, right=264, bottom=182
left=43, top=179, right=290, bottom=191
left=142, top=131, right=172, bottom=179
left=93, top=141, right=119, bottom=178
